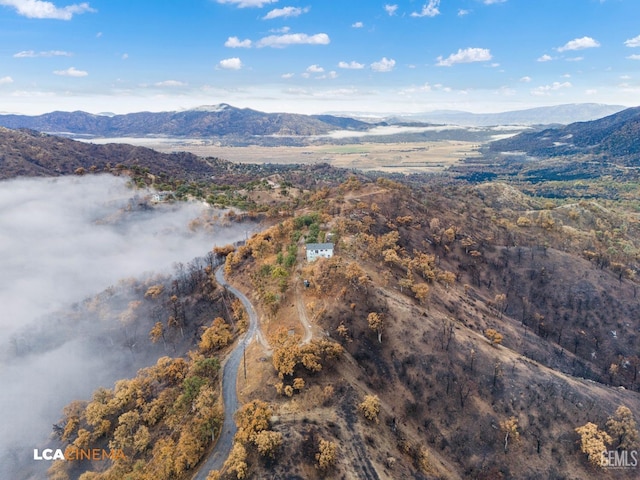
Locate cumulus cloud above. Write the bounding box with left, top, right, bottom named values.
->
left=218, top=57, right=243, bottom=70
left=458, top=9, right=470, bottom=16
left=520, top=76, right=532, bottom=83
left=371, top=57, right=396, bottom=72
left=352, top=21, right=363, bottom=28
left=338, top=60, right=365, bottom=69
left=627, top=54, right=640, bottom=60
left=384, top=4, right=398, bottom=15
left=557, top=36, right=600, bottom=52
left=154, top=80, right=187, bottom=87
left=263, top=6, right=309, bottom=19
left=411, top=0, right=440, bottom=18
left=537, top=54, right=553, bottom=62
left=531, top=81, right=572, bottom=96
left=225, top=36, right=252, bottom=48
left=281, top=72, right=294, bottom=78
left=0, top=76, right=13, bottom=84
left=216, top=0, right=276, bottom=7
left=306, top=64, right=324, bottom=73
left=0, top=0, right=95, bottom=19
left=256, top=32, right=330, bottom=48
left=13, top=50, right=72, bottom=58
left=53, top=66, right=87, bottom=77
left=624, top=35, right=640, bottom=48
left=437, top=47, right=492, bottom=66
left=0, top=175, right=252, bottom=479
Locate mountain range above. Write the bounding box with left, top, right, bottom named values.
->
left=489, top=106, right=640, bottom=161
left=345, top=103, right=627, bottom=127
left=0, top=104, right=373, bottom=139
left=0, top=103, right=627, bottom=140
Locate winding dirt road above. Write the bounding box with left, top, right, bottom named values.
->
left=191, top=267, right=260, bottom=479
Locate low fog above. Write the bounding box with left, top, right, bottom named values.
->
left=0, top=175, right=252, bottom=479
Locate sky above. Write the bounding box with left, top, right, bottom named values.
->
left=1, top=0, right=640, bottom=115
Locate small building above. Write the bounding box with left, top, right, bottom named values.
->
left=306, top=242, right=334, bottom=262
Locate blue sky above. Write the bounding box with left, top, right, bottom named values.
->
left=1, top=0, right=639, bottom=115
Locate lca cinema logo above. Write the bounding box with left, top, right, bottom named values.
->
left=34, top=447, right=126, bottom=461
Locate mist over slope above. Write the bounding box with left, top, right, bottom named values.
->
left=0, top=175, right=250, bottom=479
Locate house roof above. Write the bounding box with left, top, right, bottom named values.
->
left=306, top=242, right=334, bottom=250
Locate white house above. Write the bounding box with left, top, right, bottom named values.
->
left=306, top=242, right=334, bottom=262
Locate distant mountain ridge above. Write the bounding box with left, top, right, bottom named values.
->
left=0, top=103, right=626, bottom=140
left=382, top=103, right=626, bottom=126
left=0, top=104, right=374, bottom=138
left=489, top=106, right=640, bottom=161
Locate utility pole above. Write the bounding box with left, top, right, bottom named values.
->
left=243, top=342, right=247, bottom=381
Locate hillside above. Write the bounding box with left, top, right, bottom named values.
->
left=211, top=177, right=640, bottom=480
left=488, top=106, right=640, bottom=161
left=2, top=125, right=638, bottom=479
left=0, top=104, right=373, bottom=139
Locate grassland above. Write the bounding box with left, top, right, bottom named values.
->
left=121, top=139, right=483, bottom=174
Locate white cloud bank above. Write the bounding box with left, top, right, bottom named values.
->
left=437, top=47, right=492, bottom=66
left=53, top=66, right=88, bottom=77
left=256, top=32, right=330, bottom=48
left=0, top=175, right=250, bottom=479
left=557, top=36, right=600, bottom=52
left=0, top=0, right=95, bottom=20
left=371, top=57, right=396, bottom=72
left=411, top=0, right=440, bottom=18
left=218, top=57, right=243, bottom=70
left=263, top=6, right=309, bottom=20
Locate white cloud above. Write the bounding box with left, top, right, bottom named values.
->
left=411, top=0, right=440, bottom=18
left=627, top=54, right=640, bottom=60
left=458, top=9, right=470, bottom=16
left=566, top=56, right=583, bottom=62
left=537, top=54, right=553, bottom=62
left=306, top=64, right=324, bottom=73
left=371, top=57, right=396, bottom=72
left=281, top=73, right=294, bottom=79
left=53, top=66, right=87, bottom=77
left=338, top=60, right=365, bottom=69
left=384, top=4, right=398, bottom=16
left=585, top=89, right=597, bottom=95
left=218, top=57, right=243, bottom=70
left=557, top=36, right=600, bottom=52
left=0, top=0, right=95, bottom=20
left=225, top=36, right=252, bottom=48
left=0, top=76, right=13, bottom=85
left=155, top=80, right=186, bottom=87
left=256, top=32, right=330, bottom=48
left=352, top=21, right=363, bottom=28
left=216, top=0, right=276, bottom=7
left=263, top=6, right=309, bottom=20
left=520, top=76, right=532, bottom=83
left=624, top=35, right=640, bottom=48
left=484, top=0, right=507, bottom=4
left=531, top=81, right=572, bottom=96
left=13, top=50, right=72, bottom=58
left=436, top=47, right=492, bottom=66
